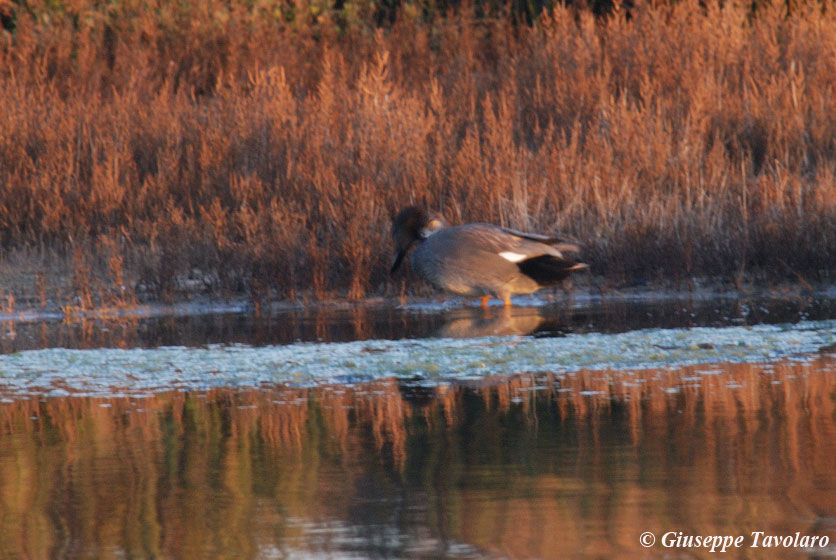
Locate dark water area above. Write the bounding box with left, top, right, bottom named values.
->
left=0, top=291, right=835, bottom=353
left=1, top=293, right=836, bottom=558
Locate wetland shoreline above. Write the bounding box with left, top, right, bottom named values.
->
left=0, top=278, right=830, bottom=324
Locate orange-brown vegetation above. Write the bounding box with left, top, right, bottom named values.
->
left=1, top=358, right=835, bottom=557
left=2, top=1, right=836, bottom=306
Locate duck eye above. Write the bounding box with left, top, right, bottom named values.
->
left=421, top=218, right=444, bottom=237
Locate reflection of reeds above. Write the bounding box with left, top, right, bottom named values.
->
left=3, top=3, right=836, bottom=305
left=1, top=358, right=835, bottom=557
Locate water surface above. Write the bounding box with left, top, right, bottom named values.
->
left=1, top=293, right=836, bottom=558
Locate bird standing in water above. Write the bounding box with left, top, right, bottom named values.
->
left=390, top=206, right=588, bottom=307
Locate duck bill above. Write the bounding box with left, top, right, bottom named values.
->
left=390, top=249, right=407, bottom=275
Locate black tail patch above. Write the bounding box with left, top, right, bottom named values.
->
left=517, top=255, right=587, bottom=286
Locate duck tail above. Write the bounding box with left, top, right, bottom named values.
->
left=517, top=255, right=589, bottom=286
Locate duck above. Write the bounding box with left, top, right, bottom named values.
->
left=390, top=206, right=588, bottom=306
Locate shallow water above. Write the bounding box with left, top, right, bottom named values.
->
left=1, top=294, right=836, bottom=558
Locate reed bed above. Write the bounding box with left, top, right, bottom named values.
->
left=1, top=0, right=835, bottom=306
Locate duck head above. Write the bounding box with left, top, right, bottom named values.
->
left=390, top=206, right=446, bottom=275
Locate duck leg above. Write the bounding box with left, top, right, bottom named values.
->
left=480, top=296, right=491, bottom=308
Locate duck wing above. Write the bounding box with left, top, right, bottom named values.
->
left=499, top=227, right=581, bottom=253
left=491, top=226, right=587, bottom=286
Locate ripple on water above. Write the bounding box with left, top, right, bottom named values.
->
left=0, top=320, right=832, bottom=398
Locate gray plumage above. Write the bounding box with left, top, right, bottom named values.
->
left=390, top=207, right=588, bottom=306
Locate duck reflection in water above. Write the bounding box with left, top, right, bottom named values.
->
left=434, top=306, right=569, bottom=339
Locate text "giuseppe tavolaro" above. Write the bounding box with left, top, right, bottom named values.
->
left=662, top=531, right=829, bottom=553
